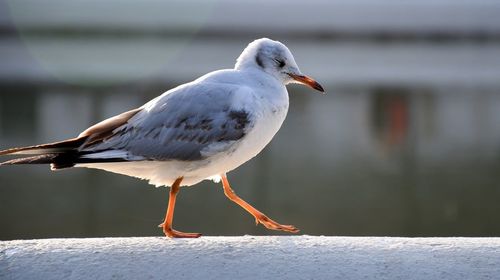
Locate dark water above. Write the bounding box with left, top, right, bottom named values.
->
left=1, top=85, right=499, bottom=240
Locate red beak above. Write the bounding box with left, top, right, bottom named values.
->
left=288, top=73, right=325, bottom=93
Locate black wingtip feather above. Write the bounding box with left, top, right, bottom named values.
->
left=0, top=154, right=57, bottom=166
left=0, top=153, right=80, bottom=170
left=0, top=137, right=87, bottom=156
left=0, top=138, right=88, bottom=169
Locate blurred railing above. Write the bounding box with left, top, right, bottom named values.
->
left=1, top=0, right=500, bottom=86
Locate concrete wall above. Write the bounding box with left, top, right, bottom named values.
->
left=2, top=236, right=500, bottom=280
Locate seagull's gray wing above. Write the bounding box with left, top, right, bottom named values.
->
left=83, top=82, right=255, bottom=161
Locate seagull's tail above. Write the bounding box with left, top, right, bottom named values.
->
left=0, top=137, right=87, bottom=170
left=1, top=107, right=143, bottom=170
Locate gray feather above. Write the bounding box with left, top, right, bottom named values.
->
left=84, top=83, right=254, bottom=161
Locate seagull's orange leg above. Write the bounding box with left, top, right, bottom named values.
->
left=220, top=174, right=299, bottom=233
left=159, top=177, right=201, bottom=238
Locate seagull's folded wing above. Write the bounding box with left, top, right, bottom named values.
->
left=81, top=83, right=256, bottom=162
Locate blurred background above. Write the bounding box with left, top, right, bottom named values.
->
left=1, top=0, right=500, bottom=240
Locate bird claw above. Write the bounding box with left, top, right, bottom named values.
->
left=254, top=214, right=300, bottom=233
left=164, top=229, right=202, bottom=238
left=159, top=223, right=201, bottom=238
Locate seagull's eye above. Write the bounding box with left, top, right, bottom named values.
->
left=274, top=59, right=286, bottom=68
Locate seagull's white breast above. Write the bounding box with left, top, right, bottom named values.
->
left=195, top=84, right=290, bottom=184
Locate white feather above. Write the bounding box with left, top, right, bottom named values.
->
left=80, top=150, right=144, bottom=161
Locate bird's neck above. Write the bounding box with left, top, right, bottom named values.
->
left=239, top=67, right=284, bottom=87
left=240, top=68, right=289, bottom=109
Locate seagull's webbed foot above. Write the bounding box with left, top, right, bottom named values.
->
left=158, top=223, right=201, bottom=238
left=220, top=174, right=300, bottom=234
left=252, top=213, right=299, bottom=233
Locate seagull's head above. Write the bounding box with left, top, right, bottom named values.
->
left=235, top=38, right=324, bottom=93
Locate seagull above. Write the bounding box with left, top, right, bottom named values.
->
left=0, top=38, right=324, bottom=238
